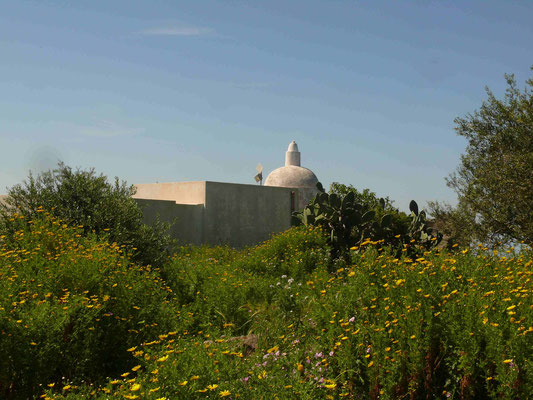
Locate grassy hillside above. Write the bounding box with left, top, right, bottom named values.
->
left=1, top=213, right=531, bottom=399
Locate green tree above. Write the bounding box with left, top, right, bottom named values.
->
left=445, top=70, right=533, bottom=246
left=0, top=162, right=174, bottom=266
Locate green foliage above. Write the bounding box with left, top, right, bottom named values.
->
left=2, top=214, right=532, bottom=399
left=1, top=190, right=528, bottom=400
left=42, top=242, right=533, bottom=400
left=0, top=162, right=174, bottom=267
left=236, top=226, right=330, bottom=279
left=159, top=227, right=330, bottom=336
left=293, top=183, right=441, bottom=261
left=0, top=212, right=173, bottom=399
left=445, top=69, right=533, bottom=246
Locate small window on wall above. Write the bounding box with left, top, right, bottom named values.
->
left=291, top=191, right=296, bottom=213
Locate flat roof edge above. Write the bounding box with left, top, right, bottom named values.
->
left=134, top=181, right=298, bottom=190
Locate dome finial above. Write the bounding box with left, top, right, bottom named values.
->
left=285, top=140, right=300, bottom=166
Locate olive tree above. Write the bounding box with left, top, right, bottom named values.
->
left=441, top=70, right=533, bottom=246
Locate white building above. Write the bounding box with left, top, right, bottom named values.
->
left=133, top=141, right=320, bottom=247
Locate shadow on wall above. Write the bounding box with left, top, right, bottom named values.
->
left=134, top=181, right=295, bottom=248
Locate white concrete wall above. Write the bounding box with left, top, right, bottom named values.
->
left=134, top=198, right=205, bottom=246
left=133, top=181, right=206, bottom=205
left=203, top=181, right=293, bottom=247
left=131, top=181, right=294, bottom=247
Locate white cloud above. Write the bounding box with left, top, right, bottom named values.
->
left=140, top=26, right=212, bottom=36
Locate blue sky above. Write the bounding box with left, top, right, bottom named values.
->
left=1, top=0, right=532, bottom=211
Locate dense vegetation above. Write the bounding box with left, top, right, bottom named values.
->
left=0, top=211, right=174, bottom=399
left=1, top=211, right=531, bottom=399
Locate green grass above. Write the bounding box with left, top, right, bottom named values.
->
left=1, top=213, right=531, bottom=399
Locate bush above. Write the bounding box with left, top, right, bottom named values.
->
left=160, top=227, right=330, bottom=336
left=0, top=162, right=173, bottom=267
left=162, top=245, right=257, bottom=335
left=236, top=226, right=331, bottom=279
left=0, top=212, right=174, bottom=399
left=42, top=243, right=533, bottom=400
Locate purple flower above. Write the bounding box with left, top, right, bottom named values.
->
left=349, top=317, right=355, bottom=323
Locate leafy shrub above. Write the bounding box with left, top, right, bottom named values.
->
left=236, top=226, right=330, bottom=279
left=157, top=227, right=329, bottom=337
left=0, top=212, right=174, bottom=399
left=163, top=245, right=258, bottom=335
left=0, top=162, right=173, bottom=267
left=43, top=243, right=532, bottom=400
left=4, top=215, right=531, bottom=400
left=162, top=245, right=240, bottom=305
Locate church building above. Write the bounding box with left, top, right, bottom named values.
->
left=133, top=141, right=319, bottom=247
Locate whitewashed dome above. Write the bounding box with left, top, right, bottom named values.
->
left=265, top=141, right=319, bottom=188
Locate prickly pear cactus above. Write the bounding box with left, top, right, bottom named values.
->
left=293, top=184, right=442, bottom=261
